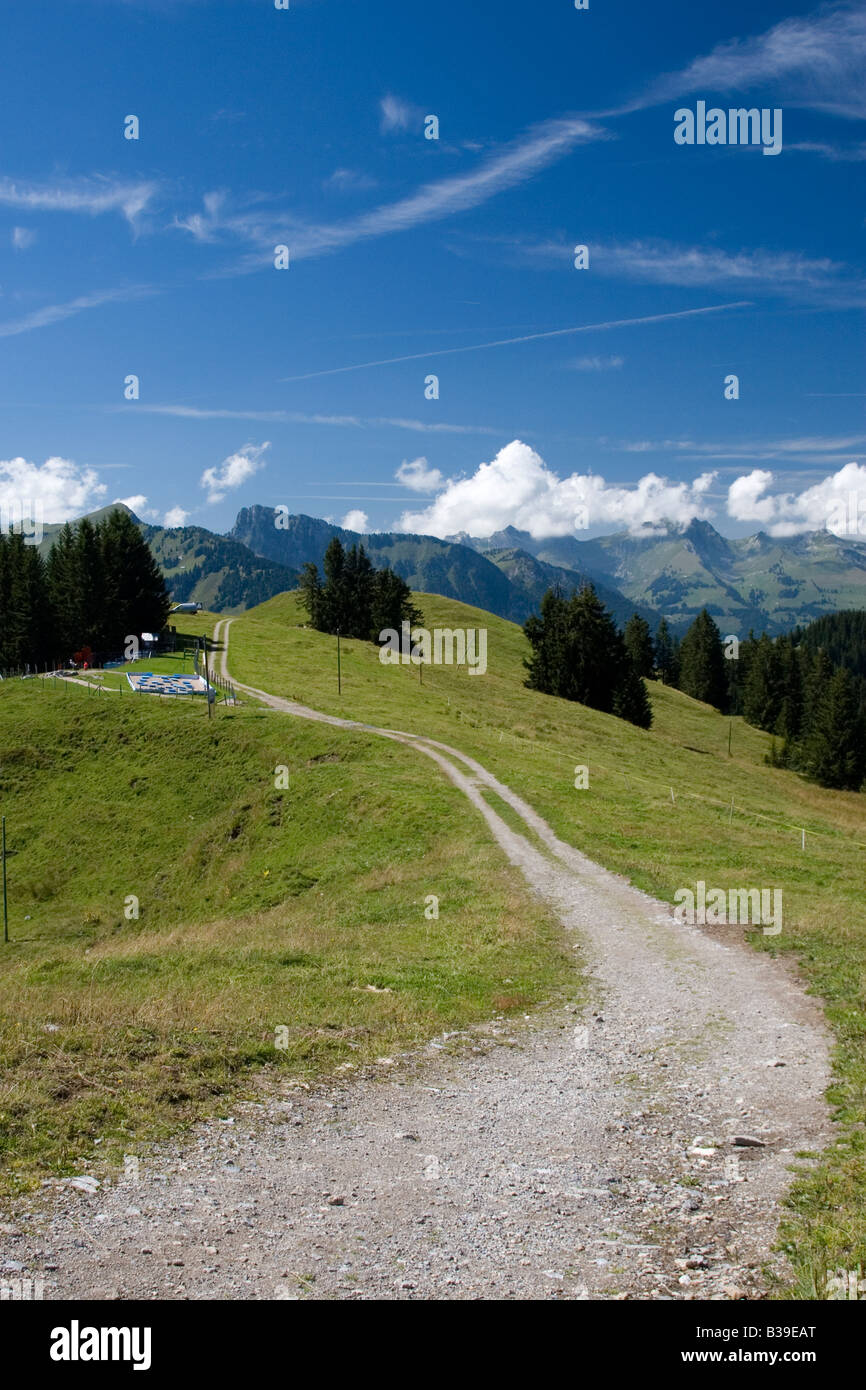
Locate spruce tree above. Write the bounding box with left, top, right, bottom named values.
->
left=805, top=667, right=866, bottom=790
left=298, top=562, right=324, bottom=628
left=654, top=618, right=678, bottom=685
left=624, top=613, right=655, bottom=678
left=524, top=584, right=652, bottom=729
left=99, top=508, right=170, bottom=649
left=742, top=633, right=784, bottom=731
left=678, top=608, right=727, bottom=709
left=524, top=589, right=568, bottom=695
left=321, top=537, right=349, bottom=633
left=613, top=662, right=653, bottom=729
left=370, top=567, right=422, bottom=640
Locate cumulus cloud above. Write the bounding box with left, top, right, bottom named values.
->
left=164, top=506, right=190, bottom=528
left=396, top=457, right=445, bottom=492
left=12, top=226, right=35, bottom=250
left=397, top=440, right=717, bottom=538
left=0, top=455, right=106, bottom=522
left=200, top=441, right=270, bottom=504
left=726, top=461, right=866, bottom=536
left=341, top=509, right=369, bottom=532
left=113, top=493, right=158, bottom=520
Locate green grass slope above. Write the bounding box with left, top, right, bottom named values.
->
left=0, top=677, right=575, bottom=1196
left=228, top=589, right=866, bottom=1289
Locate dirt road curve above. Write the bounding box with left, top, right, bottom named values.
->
left=1, top=619, right=831, bottom=1300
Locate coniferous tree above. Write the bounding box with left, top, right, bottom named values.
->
left=369, top=567, right=422, bottom=640
left=742, top=633, right=784, bottom=731
left=524, top=584, right=652, bottom=729
left=624, top=613, right=655, bottom=678
left=804, top=667, right=866, bottom=790
left=678, top=608, right=727, bottom=709
left=298, top=562, right=324, bottom=628
left=524, top=588, right=568, bottom=696
left=99, top=508, right=170, bottom=649
left=613, top=661, right=653, bottom=729
left=343, top=543, right=376, bottom=638
left=298, top=536, right=422, bottom=642
left=320, top=537, right=350, bottom=633
left=654, top=617, right=678, bottom=685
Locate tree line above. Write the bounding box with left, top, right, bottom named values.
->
left=298, top=537, right=422, bottom=639
left=0, top=510, right=170, bottom=670
left=525, top=588, right=865, bottom=790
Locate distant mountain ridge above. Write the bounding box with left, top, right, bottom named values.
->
left=229, top=506, right=656, bottom=628
left=456, top=518, right=866, bottom=634
left=36, top=504, right=866, bottom=633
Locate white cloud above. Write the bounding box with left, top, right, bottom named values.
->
left=0, top=456, right=106, bottom=521
left=173, top=190, right=229, bottom=243
left=164, top=506, right=190, bottom=528
left=11, top=226, right=35, bottom=250
left=397, top=439, right=717, bottom=538
left=324, top=168, right=378, bottom=192
left=200, top=442, right=270, bottom=504
left=571, top=354, right=624, bottom=371
left=180, top=115, right=608, bottom=271
left=789, top=139, right=866, bottom=161
left=341, top=509, right=369, bottom=532
left=493, top=234, right=864, bottom=306
left=0, top=177, right=158, bottom=226
left=380, top=95, right=417, bottom=133
left=0, top=285, right=155, bottom=340
left=726, top=461, right=866, bottom=536
left=396, top=457, right=445, bottom=492
left=113, top=493, right=158, bottom=520
left=620, top=3, right=866, bottom=121
left=132, top=403, right=499, bottom=435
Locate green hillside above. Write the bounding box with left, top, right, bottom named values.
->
left=227, top=589, right=866, bottom=1285
left=0, top=675, right=573, bottom=1194
left=35, top=505, right=297, bottom=616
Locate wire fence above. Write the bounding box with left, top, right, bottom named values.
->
left=0, top=653, right=238, bottom=707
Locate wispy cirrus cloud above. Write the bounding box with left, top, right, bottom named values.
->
left=0, top=284, right=156, bottom=339
left=471, top=233, right=866, bottom=307
left=609, top=1, right=866, bottom=122
left=323, top=167, right=379, bottom=193
left=0, top=176, right=159, bottom=226
left=603, top=433, right=866, bottom=469
left=11, top=226, right=36, bottom=250
left=570, top=354, right=625, bottom=372
left=176, top=114, right=610, bottom=271
left=122, top=403, right=502, bottom=436
left=788, top=139, right=866, bottom=160
left=379, top=95, right=420, bottom=134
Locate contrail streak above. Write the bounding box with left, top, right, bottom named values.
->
left=281, top=302, right=752, bottom=382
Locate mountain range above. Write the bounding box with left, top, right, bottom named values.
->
left=36, top=505, right=866, bottom=635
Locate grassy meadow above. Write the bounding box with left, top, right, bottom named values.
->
left=226, top=590, right=866, bottom=1289
left=0, top=671, right=576, bottom=1197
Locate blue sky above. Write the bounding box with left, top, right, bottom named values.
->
left=1, top=0, right=864, bottom=540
